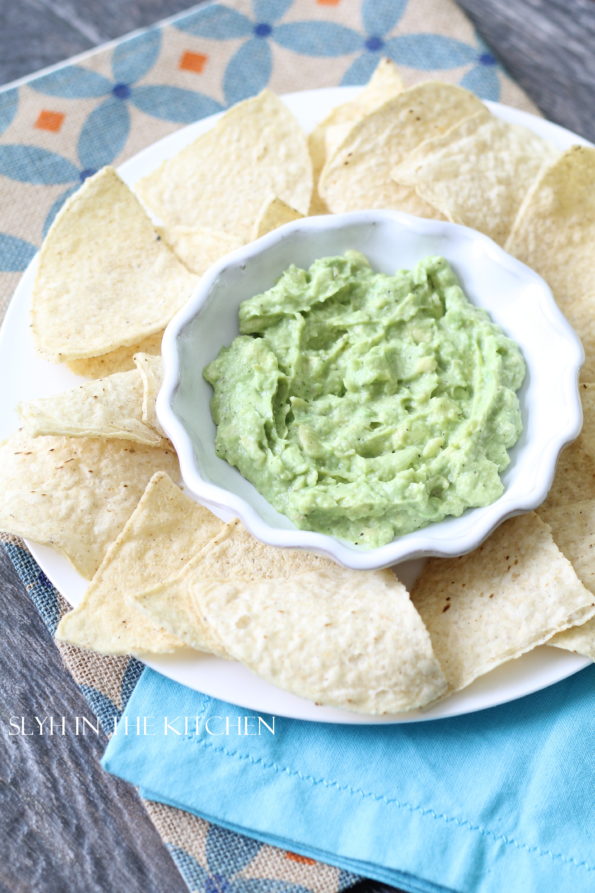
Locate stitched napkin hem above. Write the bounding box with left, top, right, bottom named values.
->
left=102, top=666, right=595, bottom=893
left=138, top=791, right=454, bottom=893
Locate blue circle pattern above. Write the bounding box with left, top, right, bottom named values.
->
left=254, top=22, right=273, bottom=38
left=365, top=35, right=384, bottom=52
left=479, top=51, right=497, bottom=66
left=0, top=88, right=18, bottom=136
left=112, top=82, right=132, bottom=99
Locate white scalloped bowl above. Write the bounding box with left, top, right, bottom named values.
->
left=157, top=210, right=583, bottom=570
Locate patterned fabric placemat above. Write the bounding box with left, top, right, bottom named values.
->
left=0, top=1, right=538, bottom=890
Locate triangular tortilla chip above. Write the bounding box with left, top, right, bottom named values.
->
left=134, top=521, right=447, bottom=714
left=252, top=196, right=303, bottom=239
left=308, top=57, right=404, bottom=211
left=66, top=330, right=163, bottom=379
left=31, top=167, right=197, bottom=362
left=392, top=110, right=555, bottom=245
left=56, top=472, right=224, bottom=654
left=136, top=90, right=312, bottom=241
left=0, top=433, right=179, bottom=578
left=538, top=498, right=595, bottom=660
left=19, top=369, right=163, bottom=446
left=199, top=570, right=446, bottom=715
left=411, top=513, right=595, bottom=692
left=505, top=146, right=595, bottom=379
left=318, top=82, right=485, bottom=216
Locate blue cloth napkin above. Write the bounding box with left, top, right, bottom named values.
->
left=102, top=665, right=595, bottom=892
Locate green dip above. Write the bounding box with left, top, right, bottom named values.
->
left=204, top=252, right=525, bottom=547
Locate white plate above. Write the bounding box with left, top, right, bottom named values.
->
left=1, top=88, right=590, bottom=724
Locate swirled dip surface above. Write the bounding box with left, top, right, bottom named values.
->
left=204, top=252, right=525, bottom=547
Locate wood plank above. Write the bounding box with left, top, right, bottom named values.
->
left=459, top=0, right=595, bottom=140
left=0, top=547, right=186, bottom=893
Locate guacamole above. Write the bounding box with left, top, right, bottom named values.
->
left=204, top=252, right=525, bottom=548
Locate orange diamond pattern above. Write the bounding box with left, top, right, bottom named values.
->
left=284, top=851, right=317, bottom=865
left=179, top=51, right=208, bottom=73
left=35, top=110, right=65, bottom=132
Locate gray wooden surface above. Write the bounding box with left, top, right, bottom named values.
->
left=0, top=1, right=593, bottom=892
left=459, top=0, right=595, bottom=141
left=0, top=548, right=187, bottom=893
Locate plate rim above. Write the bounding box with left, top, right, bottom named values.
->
left=1, top=85, right=591, bottom=724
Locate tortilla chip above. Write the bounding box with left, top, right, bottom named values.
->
left=132, top=520, right=340, bottom=652
left=411, top=513, right=595, bottom=693
left=19, top=369, right=163, bottom=446
left=252, top=196, right=303, bottom=239
left=540, top=499, right=595, bottom=591
left=66, top=330, right=163, bottom=379
left=540, top=382, right=595, bottom=510
left=309, top=58, right=404, bottom=179
left=135, top=521, right=446, bottom=714
left=202, top=571, right=446, bottom=714
left=578, top=382, right=595, bottom=464
left=392, top=111, right=556, bottom=245
left=136, top=90, right=312, bottom=241
left=309, top=58, right=404, bottom=212
left=134, top=353, right=164, bottom=437
left=318, top=82, right=485, bottom=216
left=505, top=146, right=595, bottom=379
left=541, top=442, right=595, bottom=511
left=156, top=197, right=301, bottom=276
left=157, top=224, right=242, bottom=276
left=203, top=573, right=445, bottom=714
left=0, top=432, right=180, bottom=579
left=568, top=294, right=595, bottom=382
left=193, top=520, right=342, bottom=578
left=56, top=472, right=224, bottom=655
left=548, top=618, right=595, bottom=661
left=31, top=167, right=197, bottom=362
left=537, top=498, right=595, bottom=660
